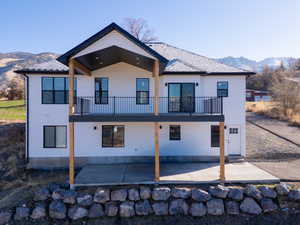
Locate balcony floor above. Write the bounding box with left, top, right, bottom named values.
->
left=69, top=113, right=224, bottom=122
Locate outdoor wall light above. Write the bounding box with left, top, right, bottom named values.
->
left=93, top=126, right=97, bottom=130
left=159, top=125, right=162, bottom=129
left=165, top=83, right=168, bottom=87
left=196, top=82, right=199, bottom=86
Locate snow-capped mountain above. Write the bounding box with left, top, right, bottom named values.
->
left=216, top=56, right=298, bottom=72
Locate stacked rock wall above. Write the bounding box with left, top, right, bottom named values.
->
left=0, top=183, right=300, bottom=224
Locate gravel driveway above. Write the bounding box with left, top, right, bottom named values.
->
left=246, top=114, right=300, bottom=181
left=247, top=112, right=300, bottom=146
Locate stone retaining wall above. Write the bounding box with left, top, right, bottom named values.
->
left=0, top=183, right=300, bottom=224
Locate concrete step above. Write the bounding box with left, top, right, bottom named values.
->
left=227, top=155, right=245, bottom=163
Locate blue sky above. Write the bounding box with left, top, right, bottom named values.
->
left=1, top=0, right=299, bottom=60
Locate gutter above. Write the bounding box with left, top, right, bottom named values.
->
left=161, top=71, right=256, bottom=76
left=21, top=73, right=29, bottom=163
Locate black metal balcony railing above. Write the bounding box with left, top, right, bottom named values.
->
left=74, top=96, right=223, bottom=115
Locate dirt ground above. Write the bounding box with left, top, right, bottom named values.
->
left=6, top=212, right=300, bottom=225
left=246, top=114, right=300, bottom=187
left=0, top=122, right=68, bottom=194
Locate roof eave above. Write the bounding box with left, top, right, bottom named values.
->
left=162, top=71, right=207, bottom=75
left=14, top=70, right=69, bottom=75
left=15, top=69, right=255, bottom=76
left=161, top=71, right=256, bottom=75
left=206, top=72, right=256, bottom=76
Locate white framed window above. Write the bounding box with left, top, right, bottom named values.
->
left=43, top=126, right=67, bottom=148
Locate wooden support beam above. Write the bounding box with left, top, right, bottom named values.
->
left=71, top=58, right=91, bottom=76
left=219, top=121, right=225, bottom=181
left=69, top=122, right=75, bottom=187
left=153, top=60, right=159, bottom=116
left=68, top=60, right=75, bottom=114
left=153, top=60, right=160, bottom=182
left=154, top=122, right=160, bottom=182
left=68, top=60, right=75, bottom=188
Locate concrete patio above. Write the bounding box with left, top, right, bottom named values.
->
left=74, top=162, right=279, bottom=186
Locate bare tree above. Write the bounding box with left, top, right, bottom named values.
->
left=246, top=65, right=274, bottom=91
left=270, top=68, right=300, bottom=117
left=291, top=59, right=300, bottom=72
left=6, top=77, right=24, bottom=100
left=122, top=18, right=157, bottom=43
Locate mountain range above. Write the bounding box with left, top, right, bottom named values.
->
left=0, top=52, right=298, bottom=90
left=216, top=56, right=298, bottom=72
left=0, top=52, right=58, bottom=90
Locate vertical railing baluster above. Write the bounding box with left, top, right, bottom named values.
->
left=113, top=96, right=116, bottom=115
left=80, top=98, right=83, bottom=116
left=221, top=97, right=223, bottom=115
left=189, top=96, right=192, bottom=116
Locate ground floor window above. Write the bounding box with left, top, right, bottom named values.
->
left=211, top=125, right=220, bottom=147
left=43, top=126, right=67, bottom=148
left=169, top=125, right=181, bottom=140
left=102, top=125, right=124, bottom=147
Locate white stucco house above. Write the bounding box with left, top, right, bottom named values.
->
left=16, top=23, right=254, bottom=183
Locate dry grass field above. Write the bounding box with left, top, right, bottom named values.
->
left=246, top=101, right=300, bottom=126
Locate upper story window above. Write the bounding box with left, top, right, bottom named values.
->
left=42, top=77, right=77, bottom=104
left=217, top=81, right=228, bottom=97
left=136, top=78, right=149, bottom=104
left=95, top=78, right=108, bottom=104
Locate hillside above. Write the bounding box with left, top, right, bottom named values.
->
left=0, top=52, right=59, bottom=90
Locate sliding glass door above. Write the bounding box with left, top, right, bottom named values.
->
left=168, top=83, right=195, bottom=112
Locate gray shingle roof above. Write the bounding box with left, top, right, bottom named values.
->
left=16, top=42, right=250, bottom=74
left=28, top=60, right=68, bottom=71
left=147, top=42, right=247, bottom=73
left=17, top=60, right=68, bottom=73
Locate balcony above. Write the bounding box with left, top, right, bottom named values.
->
left=70, top=96, right=224, bottom=122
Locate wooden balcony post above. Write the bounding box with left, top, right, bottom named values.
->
left=153, top=60, right=160, bottom=182
left=219, top=121, right=225, bottom=181
left=69, top=59, right=75, bottom=189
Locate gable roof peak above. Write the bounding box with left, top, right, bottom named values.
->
left=57, top=22, right=168, bottom=65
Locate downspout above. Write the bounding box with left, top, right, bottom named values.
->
left=22, top=73, right=29, bottom=163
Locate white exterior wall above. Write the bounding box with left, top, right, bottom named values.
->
left=74, top=122, right=220, bottom=157
left=28, top=74, right=70, bottom=158
left=27, top=63, right=246, bottom=164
